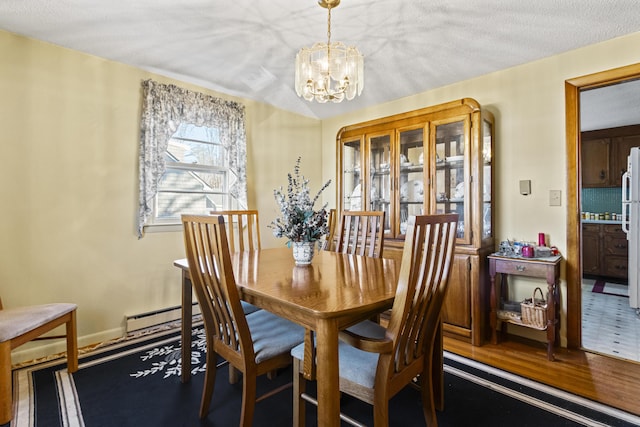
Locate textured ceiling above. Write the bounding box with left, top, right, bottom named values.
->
left=1, top=0, right=640, bottom=122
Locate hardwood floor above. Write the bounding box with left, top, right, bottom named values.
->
left=444, top=335, right=640, bottom=417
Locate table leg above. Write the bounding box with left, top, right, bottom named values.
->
left=489, top=269, right=498, bottom=344
left=315, top=319, right=340, bottom=427
left=181, top=272, right=193, bottom=383
left=546, top=280, right=555, bottom=361
left=499, top=274, right=509, bottom=340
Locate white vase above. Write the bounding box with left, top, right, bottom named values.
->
left=292, top=241, right=315, bottom=266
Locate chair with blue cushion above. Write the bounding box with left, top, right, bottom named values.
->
left=210, top=210, right=261, bottom=315
left=321, top=208, right=337, bottom=251
left=291, top=213, right=458, bottom=427
left=333, top=210, right=385, bottom=257
left=210, top=209, right=261, bottom=383
left=0, top=297, right=78, bottom=425
left=182, top=214, right=305, bottom=425
left=210, top=210, right=261, bottom=253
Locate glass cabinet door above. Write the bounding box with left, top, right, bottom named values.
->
left=432, top=116, right=471, bottom=243
left=398, top=127, right=425, bottom=237
left=482, top=116, right=493, bottom=241
left=368, top=132, right=392, bottom=235
left=341, top=137, right=363, bottom=211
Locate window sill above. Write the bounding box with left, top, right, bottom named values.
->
left=143, top=223, right=182, bottom=234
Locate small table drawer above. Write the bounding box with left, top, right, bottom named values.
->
left=493, top=259, right=549, bottom=278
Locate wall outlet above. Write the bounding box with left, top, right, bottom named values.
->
left=549, top=190, right=561, bottom=206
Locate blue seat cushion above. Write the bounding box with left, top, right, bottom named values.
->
left=290, top=320, right=386, bottom=389
left=241, top=301, right=260, bottom=315
left=247, top=309, right=304, bottom=364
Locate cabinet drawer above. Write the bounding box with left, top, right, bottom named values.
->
left=582, top=223, right=600, bottom=233
left=603, top=256, right=628, bottom=279
left=493, top=259, right=548, bottom=278
left=603, top=224, right=624, bottom=234
left=604, top=234, right=628, bottom=256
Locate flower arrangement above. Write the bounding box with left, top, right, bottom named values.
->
left=269, top=157, right=331, bottom=244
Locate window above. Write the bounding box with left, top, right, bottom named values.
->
left=153, top=124, right=233, bottom=224
left=138, top=79, right=247, bottom=238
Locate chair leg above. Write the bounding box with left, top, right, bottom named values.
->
left=419, top=357, right=438, bottom=427
left=372, top=397, right=390, bottom=427
left=432, top=325, right=444, bottom=411
left=229, top=365, right=240, bottom=384
left=0, top=341, right=12, bottom=425
left=66, top=310, right=78, bottom=373
left=199, top=348, right=218, bottom=418
left=292, top=357, right=306, bottom=427
left=240, top=372, right=257, bottom=427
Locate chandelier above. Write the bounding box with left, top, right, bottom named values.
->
left=295, top=0, right=364, bottom=103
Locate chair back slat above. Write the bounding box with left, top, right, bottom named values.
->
left=211, top=210, right=261, bottom=253
left=384, top=214, right=458, bottom=373
left=322, top=208, right=337, bottom=251
left=334, top=211, right=385, bottom=258
left=182, top=214, right=253, bottom=361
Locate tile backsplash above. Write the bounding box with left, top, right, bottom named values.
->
left=582, top=187, right=622, bottom=214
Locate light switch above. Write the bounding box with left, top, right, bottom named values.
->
left=549, top=190, right=561, bottom=206
left=519, top=180, right=531, bottom=195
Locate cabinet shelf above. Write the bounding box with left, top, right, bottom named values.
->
left=496, top=310, right=547, bottom=331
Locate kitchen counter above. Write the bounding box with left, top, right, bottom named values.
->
left=581, top=219, right=623, bottom=224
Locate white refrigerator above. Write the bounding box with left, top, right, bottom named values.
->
left=622, top=146, right=640, bottom=311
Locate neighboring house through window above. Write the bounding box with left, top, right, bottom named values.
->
left=155, top=124, right=235, bottom=223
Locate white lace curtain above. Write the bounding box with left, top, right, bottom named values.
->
left=137, top=79, right=248, bottom=237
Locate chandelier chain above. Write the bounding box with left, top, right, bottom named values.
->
left=326, top=5, right=332, bottom=63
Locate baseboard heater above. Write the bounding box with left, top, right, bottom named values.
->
left=125, top=302, right=201, bottom=334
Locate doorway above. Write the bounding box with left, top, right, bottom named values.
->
left=565, top=63, right=640, bottom=358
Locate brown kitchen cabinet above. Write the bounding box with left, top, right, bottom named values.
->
left=611, top=134, right=640, bottom=186
left=582, top=223, right=601, bottom=275
left=581, top=125, right=640, bottom=188
left=337, top=98, right=495, bottom=346
left=582, top=222, right=628, bottom=280
left=581, top=138, right=610, bottom=187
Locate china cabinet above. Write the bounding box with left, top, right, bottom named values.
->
left=337, top=98, right=495, bottom=345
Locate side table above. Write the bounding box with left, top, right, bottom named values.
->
left=488, top=254, right=562, bottom=360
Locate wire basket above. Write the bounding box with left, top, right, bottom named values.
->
left=520, top=287, right=547, bottom=329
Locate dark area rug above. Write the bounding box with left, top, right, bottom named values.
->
left=7, top=326, right=639, bottom=427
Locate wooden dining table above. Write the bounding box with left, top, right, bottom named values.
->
left=173, top=247, right=442, bottom=426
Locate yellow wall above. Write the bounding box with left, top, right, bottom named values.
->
left=4, top=26, right=640, bottom=361
left=0, top=30, right=321, bottom=362
left=321, top=31, right=640, bottom=345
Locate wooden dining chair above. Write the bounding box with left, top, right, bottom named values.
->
left=210, top=210, right=261, bottom=252
left=182, top=214, right=305, bottom=425
left=321, top=208, right=338, bottom=251
left=299, top=210, right=386, bottom=380
left=333, top=210, right=385, bottom=258
left=291, top=213, right=458, bottom=427
left=209, top=210, right=262, bottom=382
left=210, top=210, right=261, bottom=314
left=0, top=297, right=78, bottom=425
